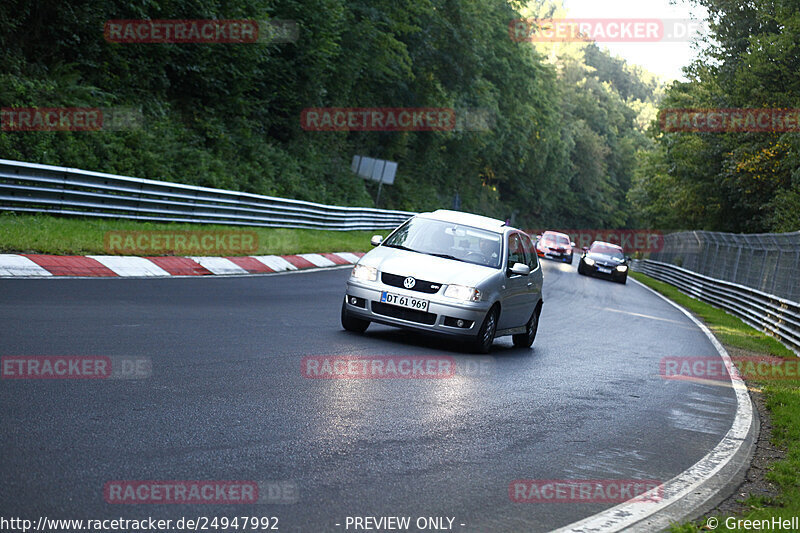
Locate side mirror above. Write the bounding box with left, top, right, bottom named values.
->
left=509, top=263, right=531, bottom=276
left=582, top=247, right=589, bottom=253
left=625, top=256, right=632, bottom=262
left=570, top=241, right=576, bottom=247
left=370, top=235, right=383, bottom=247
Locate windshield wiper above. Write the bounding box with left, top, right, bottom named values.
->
left=383, top=243, right=419, bottom=253
left=428, top=252, right=466, bottom=262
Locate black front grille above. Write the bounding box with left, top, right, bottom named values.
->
left=381, top=272, right=442, bottom=294
left=372, top=302, right=437, bottom=325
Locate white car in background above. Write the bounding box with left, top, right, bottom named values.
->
left=341, top=210, right=544, bottom=353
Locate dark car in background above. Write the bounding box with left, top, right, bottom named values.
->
left=577, top=241, right=629, bottom=283
left=535, top=231, right=575, bottom=263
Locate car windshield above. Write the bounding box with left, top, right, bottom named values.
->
left=383, top=217, right=503, bottom=268
left=544, top=235, right=570, bottom=245
left=589, top=243, right=624, bottom=258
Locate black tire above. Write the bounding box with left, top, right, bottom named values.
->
left=473, top=306, right=499, bottom=354
left=619, top=275, right=628, bottom=285
left=513, top=304, right=541, bottom=349
left=568, top=253, right=574, bottom=265
left=577, top=262, right=586, bottom=275
left=341, top=300, right=369, bottom=333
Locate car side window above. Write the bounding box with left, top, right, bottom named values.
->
left=522, top=234, right=538, bottom=270
left=507, top=233, right=526, bottom=270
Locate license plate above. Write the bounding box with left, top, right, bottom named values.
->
left=597, top=267, right=612, bottom=274
left=381, top=292, right=429, bottom=312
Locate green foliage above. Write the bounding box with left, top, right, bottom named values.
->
left=0, top=0, right=662, bottom=228
left=630, top=0, right=800, bottom=232
left=0, top=212, right=375, bottom=255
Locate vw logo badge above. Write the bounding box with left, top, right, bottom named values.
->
left=403, top=276, right=416, bottom=289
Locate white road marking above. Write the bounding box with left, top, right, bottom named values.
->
left=88, top=256, right=170, bottom=277
left=0, top=253, right=356, bottom=278
left=298, top=253, right=336, bottom=267
left=598, top=306, right=691, bottom=326
left=187, top=257, right=249, bottom=276
left=0, top=254, right=52, bottom=276
left=333, top=252, right=361, bottom=263
left=250, top=255, right=298, bottom=272
left=552, top=278, right=754, bottom=533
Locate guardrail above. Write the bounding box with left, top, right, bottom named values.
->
left=650, top=230, right=800, bottom=302
left=633, top=259, right=800, bottom=355
left=0, top=159, right=414, bottom=230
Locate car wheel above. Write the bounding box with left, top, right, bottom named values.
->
left=513, top=304, right=541, bottom=349
left=341, top=300, right=369, bottom=333
left=619, top=275, right=627, bottom=285
left=473, top=306, right=498, bottom=354
left=568, top=253, right=574, bottom=264
left=578, top=262, right=585, bottom=275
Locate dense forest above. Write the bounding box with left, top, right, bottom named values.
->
left=0, top=0, right=796, bottom=232
left=629, top=0, right=800, bottom=232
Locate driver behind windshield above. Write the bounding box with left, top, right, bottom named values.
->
left=479, top=238, right=500, bottom=265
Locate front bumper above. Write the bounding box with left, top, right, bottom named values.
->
left=344, top=279, right=491, bottom=338
left=539, top=249, right=572, bottom=261
left=584, top=262, right=627, bottom=280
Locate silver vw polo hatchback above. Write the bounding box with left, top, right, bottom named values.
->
left=341, top=210, right=543, bottom=353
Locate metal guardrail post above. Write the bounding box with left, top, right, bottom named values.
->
left=772, top=249, right=782, bottom=296
left=758, top=250, right=769, bottom=294
left=731, top=246, right=742, bottom=284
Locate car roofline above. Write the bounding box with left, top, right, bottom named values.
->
left=542, top=231, right=572, bottom=240
left=416, top=210, right=509, bottom=234
left=589, top=241, right=624, bottom=250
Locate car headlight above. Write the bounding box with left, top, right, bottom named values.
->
left=351, top=264, right=378, bottom=282
left=616, top=264, right=628, bottom=272
left=584, top=257, right=595, bottom=266
left=443, top=284, right=481, bottom=302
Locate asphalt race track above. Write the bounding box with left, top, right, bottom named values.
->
left=0, top=260, right=739, bottom=532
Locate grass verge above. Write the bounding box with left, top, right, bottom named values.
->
left=0, top=213, right=378, bottom=256
left=630, top=271, right=800, bottom=532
